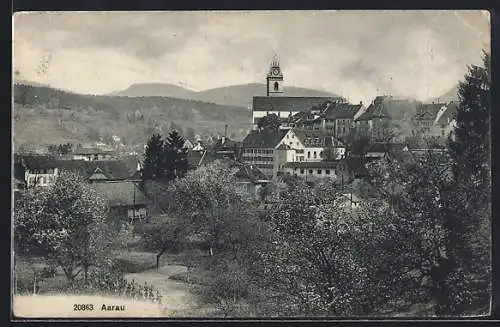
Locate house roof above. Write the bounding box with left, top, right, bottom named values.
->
left=73, top=147, right=116, bottom=155
left=253, top=96, right=344, bottom=112
left=356, top=96, right=418, bottom=121
left=242, top=129, right=288, bottom=148
left=187, top=150, right=207, bottom=168
left=293, top=129, right=345, bottom=148
left=55, top=160, right=136, bottom=180
left=88, top=167, right=111, bottom=181
left=17, top=154, right=58, bottom=170
left=434, top=101, right=458, bottom=126
left=212, top=137, right=241, bottom=150
left=233, top=162, right=269, bottom=183
left=322, top=102, right=363, bottom=119
left=413, top=103, right=446, bottom=121
left=288, top=111, right=316, bottom=124
left=93, top=181, right=150, bottom=207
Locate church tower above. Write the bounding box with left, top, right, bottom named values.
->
left=266, top=55, right=284, bottom=96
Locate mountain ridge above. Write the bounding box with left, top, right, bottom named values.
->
left=111, top=82, right=340, bottom=107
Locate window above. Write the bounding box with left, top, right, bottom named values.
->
left=319, top=151, right=323, bottom=158
left=317, top=169, right=322, bottom=174
left=309, top=169, right=313, bottom=174
left=326, top=169, right=330, bottom=175
left=287, top=134, right=289, bottom=139
left=297, top=142, right=300, bottom=146
left=308, top=151, right=311, bottom=159
left=300, top=169, right=305, bottom=174
left=290, top=142, right=293, bottom=146
left=292, top=134, right=295, bottom=138
left=313, top=151, right=317, bottom=159
left=274, top=81, right=279, bottom=91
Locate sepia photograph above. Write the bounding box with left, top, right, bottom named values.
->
left=11, top=10, right=491, bottom=319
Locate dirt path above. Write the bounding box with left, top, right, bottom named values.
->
left=125, top=264, right=205, bottom=317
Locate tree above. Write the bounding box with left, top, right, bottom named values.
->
left=439, top=51, right=491, bottom=315
left=166, top=161, right=243, bottom=257
left=142, top=133, right=165, bottom=181
left=14, top=171, right=120, bottom=286
left=256, top=179, right=413, bottom=316
left=258, top=114, right=281, bottom=131
left=163, top=129, right=189, bottom=181
left=140, top=214, right=189, bottom=271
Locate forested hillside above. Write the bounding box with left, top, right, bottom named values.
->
left=13, top=84, right=252, bottom=147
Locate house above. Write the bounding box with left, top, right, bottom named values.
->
left=431, top=101, right=458, bottom=139
left=233, top=162, right=270, bottom=200
left=192, top=140, right=205, bottom=152
left=355, top=96, right=418, bottom=142
left=54, top=160, right=137, bottom=181
left=15, top=154, right=59, bottom=188
left=210, top=137, right=242, bottom=161
left=241, top=129, right=290, bottom=178
left=336, top=193, right=363, bottom=209
left=293, top=130, right=346, bottom=162
left=412, top=102, right=447, bottom=133
left=93, top=180, right=151, bottom=223
left=295, top=101, right=364, bottom=139
left=183, top=139, right=194, bottom=150
left=280, top=160, right=353, bottom=185
left=68, top=147, right=117, bottom=161
left=187, top=150, right=207, bottom=170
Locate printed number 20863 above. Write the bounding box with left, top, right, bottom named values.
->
left=73, top=304, right=94, bottom=311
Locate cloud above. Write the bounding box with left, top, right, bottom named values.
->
left=12, top=10, right=490, bottom=102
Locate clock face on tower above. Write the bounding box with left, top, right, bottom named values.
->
left=273, top=68, right=280, bottom=76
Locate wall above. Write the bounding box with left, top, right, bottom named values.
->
left=25, top=168, right=59, bottom=187
left=242, top=148, right=275, bottom=178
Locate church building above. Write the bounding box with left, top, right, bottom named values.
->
left=252, top=55, right=344, bottom=129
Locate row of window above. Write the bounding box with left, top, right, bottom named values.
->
left=294, top=168, right=336, bottom=175
left=28, top=169, right=56, bottom=174
left=244, top=148, right=274, bottom=155
left=242, top=156, right=273, bottom=162
left=27, top=175, right=56, bottom=186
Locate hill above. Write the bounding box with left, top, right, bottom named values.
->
left=429, top=84, right=459, bottom=103
left=12, top=84, right=252, bottom=148
left=110, top=83, right=339, bottom=107
left=110, top=83, right=197, bottom=99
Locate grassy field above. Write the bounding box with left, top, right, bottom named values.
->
left=13, top=249, right=216, bottom=318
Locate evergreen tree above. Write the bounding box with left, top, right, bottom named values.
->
left=438, top=51, right=491, bottom=315
left=142, top=134, right=165, bottom=181
left=163, top=129, right=189, bottom=181
left=448, top=51, right=491, bottom=186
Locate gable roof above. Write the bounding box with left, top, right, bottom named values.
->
left=356, top=96, right=418, bottom=121
left=187, top=150, right=207, bottom=168
left=17, top=154, right=58, bottom=170
left=253, top=96, right=343, bottom=112
left=322, top=102, right=363, bottom=119
left=88, top=167, right=111, bottom=181
left=55, top=160, right=136, bottom=180
left=413, top=103, right=447, bottom=121
left=293, top=129, right=344, bottom=147
left=434, top=101, right=458, bottom=126
left=242, top=129, right=288, bottom=148
left=93, top=181, right=150, bottom=207
left=233, top=162, right=269, bottom=183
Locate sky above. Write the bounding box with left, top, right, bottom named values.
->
left=13, top=10, right=490, bottom=104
